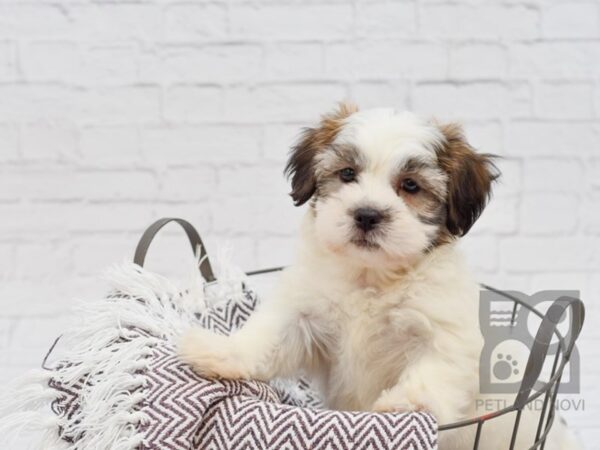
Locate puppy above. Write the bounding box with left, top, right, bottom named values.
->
left=180, top=104, right=577, bottom=449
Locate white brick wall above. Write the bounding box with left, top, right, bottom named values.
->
left=0, top=0, right=598, bottom=447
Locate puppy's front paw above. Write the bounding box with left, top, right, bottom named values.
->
left=372, top=388, right=431, bottom=414
left=372, top=393, right=418, bottom=414
left=178, top=328, right=250, bottom=379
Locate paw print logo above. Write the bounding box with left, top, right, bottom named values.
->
left=493, top=353, right=519, bottom=381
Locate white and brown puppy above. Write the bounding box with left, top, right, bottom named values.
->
left=180, top=104, right=577, bottom=450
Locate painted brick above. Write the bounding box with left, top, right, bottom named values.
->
left=0, top=168, right=158, bottom=200
left=212, top=195, right=303, bottom=235
left=0, top=202, right=155, bottom=235
left=229, top=4, right=354, bottom=40
left=520, top=193, right=579, bottom=235
left=83, top=45, right=139, bottom=85
left=0, top=168, right=76, bottom=201
left=459, top=235, right=499, bottom=273
left=263, top=124, right=302, bottom=162
left=71, top=236, right=138, bottom=276
left=0, top=277, right=103, bottom=317
left=159, top=167, right=218, bottom=201
left=21, top=41, right=81, bottom=83
left=356, top=2, right=417, bottom=38
left=217, top=165, right=287, bottom=196
left=536, top=82, right=594, bottom=119
left=141, top=125, right=262, bottom=164
left=74, top=171, right=159, bottom=201
left=0, top=244, right=14, bottom=280
left=223, top=83, right=347, bottom=122
left=0, top=318, right=10, bottom=350
left=325, top=42, right=448, bottom=80
left=542, top=2, right=600, bottom=39
left=462, top=121, right=504, bottom=155
left=14, top=242, right=73, bottom=279
left=80, top=126, right=140, bottom=164
left=589, top=159, right=600, bottom=191
left=69, top=4, right=163, bottom=42
left=350, top=82, right=409, bottom=110
left=0, top=124, right=19, bottom=162
left=265, top=43, right=323, bottom=81
left=165, top=4, right=228, bottom=41
left=420, top=4, right=539, bottom=40
left=510, top=43, right=600, bottom=79
left=0, top=86, right=157, bottom=125
left=21, top=123, right=78, bottom=161
left=24, top=41, right=138, bottom=86
left=523, top=159, right=584, bottom=193
left=83, top=86, right=161, bottom=124
left=0, top=4, right=72, bottom=39
left=507, top=121, right=600, bottom=156
left=8, top=316, right=70, bottom=365
left=493, top=158, right=522, bottom=197
left=143, top=45, right=263, bottom=84
left=0, top=85, right=79, bottom=122
left=0, top=203, right=73, bottom=236
left=582, top=194, right=600, bottom=235
left=413, top=82, right=531, bottom=120
left=163, top=85, right=223, bottom=122
left=529, top=272, right=589, bottom=298
left=470, top=196, right=519, bottom=235
left=500, top=237, right=595, bottom=272
left=66, top=204, right=158, bottom=233
left=449, top=44, right=508, bottom=79
left=0, top=41, right=17, bottom=81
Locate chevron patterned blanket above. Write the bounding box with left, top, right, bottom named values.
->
left=0, top=263, right=437, bottom=450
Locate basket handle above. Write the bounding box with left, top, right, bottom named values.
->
left=133, top=218, right=216, bottom=282
left=513, top=296, right=585, bottom=409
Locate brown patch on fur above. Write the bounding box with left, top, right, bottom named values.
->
left=285, top=102, right=359, bottom=206
left=394, top=158, right=448, bottom=229
left=397, top=176, right=446, bottom=227
left=435, top=123, right=499, bottom=239
left=314, top=143, right=366, bottom=199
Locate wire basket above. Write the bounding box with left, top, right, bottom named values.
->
left=438, top=285, right=584, bottom=450
left=135, top=218, right=586, bottom=450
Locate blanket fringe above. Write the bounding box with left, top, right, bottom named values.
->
left=0, top=260, right=250, bottom=449
left=0, top=410, right=60, bottom=449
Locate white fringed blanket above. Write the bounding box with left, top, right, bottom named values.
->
left=0, top=263, right=437, bottom=450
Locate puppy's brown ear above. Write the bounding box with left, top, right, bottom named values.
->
left=285, top=102, right=358, bottom=206
left=436, top=123, right=499, bottom=236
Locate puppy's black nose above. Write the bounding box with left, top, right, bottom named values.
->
left=354, top=207, right=383, bottom=232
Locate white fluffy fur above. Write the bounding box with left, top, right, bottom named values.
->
left=179, top=109, right=578, bottom=450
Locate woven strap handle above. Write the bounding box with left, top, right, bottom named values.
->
left=133, top=218, right=216, bottom=282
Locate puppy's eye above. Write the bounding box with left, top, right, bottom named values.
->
left=339, top=167, right=356, bottom=182
left=401, top=178, right=420, bottom=194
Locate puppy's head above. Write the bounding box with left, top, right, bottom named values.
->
left=285, top=103, right=498, bottom=267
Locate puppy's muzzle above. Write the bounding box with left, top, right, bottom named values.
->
left=353, top=207, right=384, bottom=232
